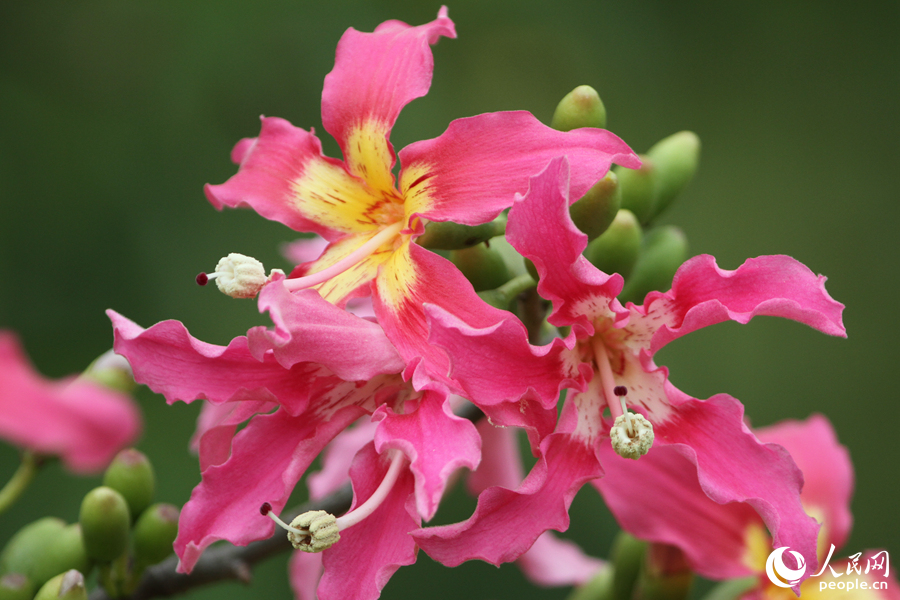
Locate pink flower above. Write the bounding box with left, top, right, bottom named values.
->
left=413, top=158, right=846, bottom=583
left=596, top=415, right=898, bottom=600
left=0, top=331, right=141, bottom=472
left=109, top=277, right=481, bottom=600
left=203, top=7, right=639, bottom=389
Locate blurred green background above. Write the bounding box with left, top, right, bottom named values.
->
left=1, top=1, right=896, bottom=598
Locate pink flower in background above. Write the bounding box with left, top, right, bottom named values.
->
left=414, top=158, right=846, bottom=585
left=204, top=6, right=639, bottom=389
left=0, top=331, right=141, bottom=472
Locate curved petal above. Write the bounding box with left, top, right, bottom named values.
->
left=318, top=443, right=418, bottom=600
left=399, top=111, right=640, bottom=226
left=174, top=406, right=364, bottom=573
left=653, top=394, right=821, bottom=589
left=0, top=332, right=141, bottom=473
left=519, top=533, right=606, bottom=587
left=413, top=431, right=602, bottom=568
left=322, top=8, right=455, bottom=197
left=630, top=254, right=847, bottom=357
left=373, top=390, right=480, bottom=521
left=248, top=277, right=405, bottom=379
left=506, top=157, right=628, bottom=335
left=308, top=418, right=379, bottom=500
left=289, top=551, right=323, bottom=600
left=190, top=400, right=276, bottom=471
left=756, top=414, right=853, bottom=551
left=204, top=116, right=389, bottom=239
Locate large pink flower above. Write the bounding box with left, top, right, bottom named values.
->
left=413, top=158, right=846, bottom=585
left=0, top=331, right=141, bottom=472
left=203, top=7, right=639, bottom=389
left=109, top=277, right=480, bottom=600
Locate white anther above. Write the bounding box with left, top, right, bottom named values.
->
left=288, top=510, right=340, bottom=553
left=610, top=412, right=654, bottom=460
left=210, top=253, right=267, bottom=298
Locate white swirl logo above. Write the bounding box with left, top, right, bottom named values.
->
left=766, top=547, right=807, bottom=588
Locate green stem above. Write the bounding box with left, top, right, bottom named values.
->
left=0, top=452, right=40, bottom=515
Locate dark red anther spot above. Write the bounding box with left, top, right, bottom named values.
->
left=196, top=272, right=209, bottom=286
left=260, top=502, right=272, bottom=516
left=614, top=385, right=628, bottom=396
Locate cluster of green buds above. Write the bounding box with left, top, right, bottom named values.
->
left=418, top=84, right=699, bottom=338
left=0, top=449, right=179, bottom=599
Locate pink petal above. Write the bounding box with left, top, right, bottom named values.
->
left=205, top=117, right=380, bottom=239
left=373, top=391, right=480, bottom=520
left=190, top=400, right=275, bottom=471
left=0, top=332, right=141, bottom=473
left=289, top=551, right=323, bottom=600
left=413, top=432, right=602, bottom=567
left=635, top=254, right=846, bottom=356
left=467, top=421, right=524, bottom=494
left=518, top=533, right=606, bottom=587
left=109, top=311, right=341, bottom=416
left=308, top=418, right=379, bottom=500
left=318, top=443, right=418, bottom=600
left=506, top=157, right=629, bottom=335
left=174, top=406, right=364, bottom=573
left=281, top=236, right=329, bottom=265
left=399, top=111, right=640, bottom=226
left=321, top=8, right=455, bottom=195
left=653, top=394, right=821, bottom=588
left=248, top=277, right=405, bottom=380
left=593, top=442, right=760, bottom=580
left=756, top=414, right=853, bottom=551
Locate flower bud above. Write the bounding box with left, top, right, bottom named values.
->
left=450, top=244, right=511, bottom=292
left=33, top=570, right=87, bottom=600
left=0, top=574, right=34, bottom=600
left=551, top=85, right=607, bottom=131
left=645, top=131, right=700, bottom=220
left=633, top=543, right=693, bottom=600
left=568, top=566, right=613, bottom=600
left=416, top=217, right=506, bottom=250
left=614, top=158, right=657, bottom=225
left=570, top=172, right=621, bottom=241
left=619, top=226, right=688, bottom=304
left=79, top=487, right=131, bottom=563
left=133, top=504, right=180, bottom=567
left=584, top=209, right=642, bottom=280
left=82, top=350, right=135, bottom=393
left=102, top=448, right=155, bottom=520
left=698, top=577, right=759, bottom=600
left=0, top=518, right=87, bottom=588
left=611, top=532, right=647, bottom=600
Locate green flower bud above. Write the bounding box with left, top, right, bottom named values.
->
left=0, top=574, right=34, bottom=600
left=699, top=577, right=759, bottom=600
left=27, top=524, right=89, bottom=589
left=103, top=448, right=155, bottom=520
left=551, top=85, right=607, bottom=131
left=79, top=487, right=131, bottom=563
left=611, top=532, right=647, bottom=600
left=614, top=158, right=657, bottom=225
left=82, top=350, right=136, bottom=394
left=645, top=131, right=700, bottom=220
left=450, top=244, right=511, bottom=292
left=416, top=216, right=506, bottom=250
left=133, top=503, right=180, bottom=567
left=33, top=570, right=87, bottom=600
left=619, top=226, right=688, bottom=305
left=633, top=544, right=693, bottom=600
left=584, top=209, right=642, bottom=280
left=0, top=517, right=68, bottom=587
left=570, top=172, right=622, bottom=241
left=567, top=566, right=613, bottom=600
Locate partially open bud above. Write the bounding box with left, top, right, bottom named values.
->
left=82, top=350, right=135, bottom=393
left=33, top=570, right=87, bottom=600
left=450, top=244, right=512, bottom=292
left=79, top=487, right=130, bottom=563
left=103, top=449, right=155, bottom=520
left=551, top=85, right=607, bottom=131
left=0, top=574, right=33, bottom=600
left=645, top=131, right=700, bottom=221
left=619, top=226, right=688, bottom=304
left=417, top=217, right=506, bottom=250
left=570, top=172, right=622, bottom=241
left=133, top=503, right=180, bottom=567
left=615, top=158, right=657, bottom=225
left=0, top=518, right=87, bottom=589
left=610, top=412, right=654, bottom=459
left=584, top=209, right=642, bottom=280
